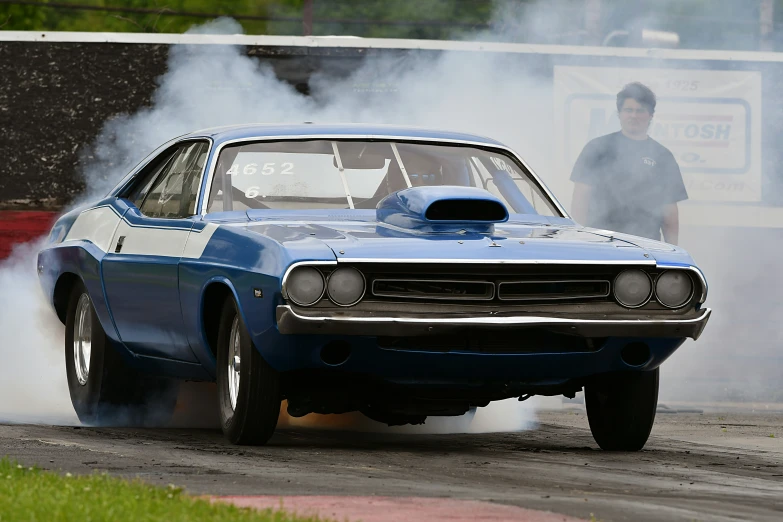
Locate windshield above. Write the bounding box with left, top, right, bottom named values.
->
left=206, top=140, right=560, bottom=216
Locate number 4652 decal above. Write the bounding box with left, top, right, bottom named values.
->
left=227, top=163, right=295, bottom=176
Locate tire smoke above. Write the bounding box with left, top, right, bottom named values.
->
left=0, top=239, right=77, bottom=425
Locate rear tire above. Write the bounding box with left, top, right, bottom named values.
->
left=216, top=297, right=281, bottom=445
left=64, top=282, right=178, bottom=427
left=585, top=368, right=659, bottom=451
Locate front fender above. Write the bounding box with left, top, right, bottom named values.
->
left=180, top=268, right=281, bottom=377
left=180, top=220, right=337, bottom=376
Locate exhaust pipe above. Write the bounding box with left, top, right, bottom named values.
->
left=620, top=342, right=651, bottom=367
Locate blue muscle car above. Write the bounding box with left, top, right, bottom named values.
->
left=37, top=124, right=710, bottom=450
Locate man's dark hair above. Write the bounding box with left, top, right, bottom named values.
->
left=616, top=82, right=656, bottom=114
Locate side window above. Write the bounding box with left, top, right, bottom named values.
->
left=126, top=150, right=177, bottom=208
left=139, top=141, right=209, bottom=219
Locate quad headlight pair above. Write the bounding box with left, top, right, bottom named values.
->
left=285, top=266, right=365, bottom=307
left=614, top=269, right=693, bottom=309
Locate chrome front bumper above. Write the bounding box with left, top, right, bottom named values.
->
left=275, top=305, right=712, bottom=340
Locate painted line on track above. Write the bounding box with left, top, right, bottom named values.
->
left=212, top=495, right=586, bottom=522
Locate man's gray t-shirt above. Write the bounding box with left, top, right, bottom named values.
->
left=570, top=132, right=688, bottom=241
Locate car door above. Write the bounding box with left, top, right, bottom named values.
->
left=101, top=140, right=209, bottom=362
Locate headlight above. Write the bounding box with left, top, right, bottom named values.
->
left=327, top=267, right=365, bottom=306
left=614, top=269, right=652, bottom=308
left=286, top=266, right=325, bottom=306
left=655, top=270, right=693, bottom=308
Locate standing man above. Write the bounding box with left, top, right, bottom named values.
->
left=570, top=82, right=688, bottom=244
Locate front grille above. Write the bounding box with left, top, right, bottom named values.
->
left=372, top=279, right=494, bottom=301
left=353, top=263, right=618, bottom=305
left=497, top=280, right=610, bottom=301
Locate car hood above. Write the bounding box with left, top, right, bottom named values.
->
left=243, top=213, right=687, bottom=266
left=321, top=224, right=655, bottom=264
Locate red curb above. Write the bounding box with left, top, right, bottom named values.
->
left=0, top=211, right=58, bottom=259
left=213, top=495, right=586, bottom=522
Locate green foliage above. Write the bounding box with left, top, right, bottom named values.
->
left=0, top=0, right=495, bottom=38
left=0, top=0, right=277, bottom=34
left=0, top=457, right=328, bottom=522
left=304, top=0, right=493, bottom=40
left=0, top=2, right=48, bottom=30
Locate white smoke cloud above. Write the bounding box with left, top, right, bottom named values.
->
left=390, top=398, right=540, bottom=434
left=0, top=239, right=77, bottom=424
left=82, top=16, right=558, bottom=199
left=278, top=397, right=539, bottom=434
left=659, top=229, right=783, bottom=405
left=482, top=0, right=587, bottom=44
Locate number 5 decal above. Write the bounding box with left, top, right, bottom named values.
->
left=262, top=163, right=275, bottom=176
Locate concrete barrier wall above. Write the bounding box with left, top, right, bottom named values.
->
left=0, top=41, right=168, bottom=209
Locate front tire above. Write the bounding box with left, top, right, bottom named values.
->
left=216, top=297, right=281, bottom=445
left=584, top=368, right=659, bottom=451
left=64, top=282, right=178, bottom=426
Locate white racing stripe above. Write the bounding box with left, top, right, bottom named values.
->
left=64, top=206, right=122, bottom=253
left=182, top=224, right=220, bottom=259
left=63, top=206, right=220, bottom=258
left=112, top=219, right=190, bottom=257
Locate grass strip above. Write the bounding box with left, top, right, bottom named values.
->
left=0, top=457, right=329, bottom=522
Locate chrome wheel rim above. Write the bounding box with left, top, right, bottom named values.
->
left=228, top=316, right=241, bottom=411
left=73, top=294, right=92, bottom=386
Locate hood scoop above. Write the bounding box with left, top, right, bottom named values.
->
left=376, top=186, right=509, bottom=233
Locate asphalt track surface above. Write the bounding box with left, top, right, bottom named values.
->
left=1, top=393, right=781, bottom=522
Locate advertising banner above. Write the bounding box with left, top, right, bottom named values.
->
left=553, top=66, right=762, bottom=203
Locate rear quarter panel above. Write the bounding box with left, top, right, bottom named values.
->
left=37, top=201, right=122, bottom=343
